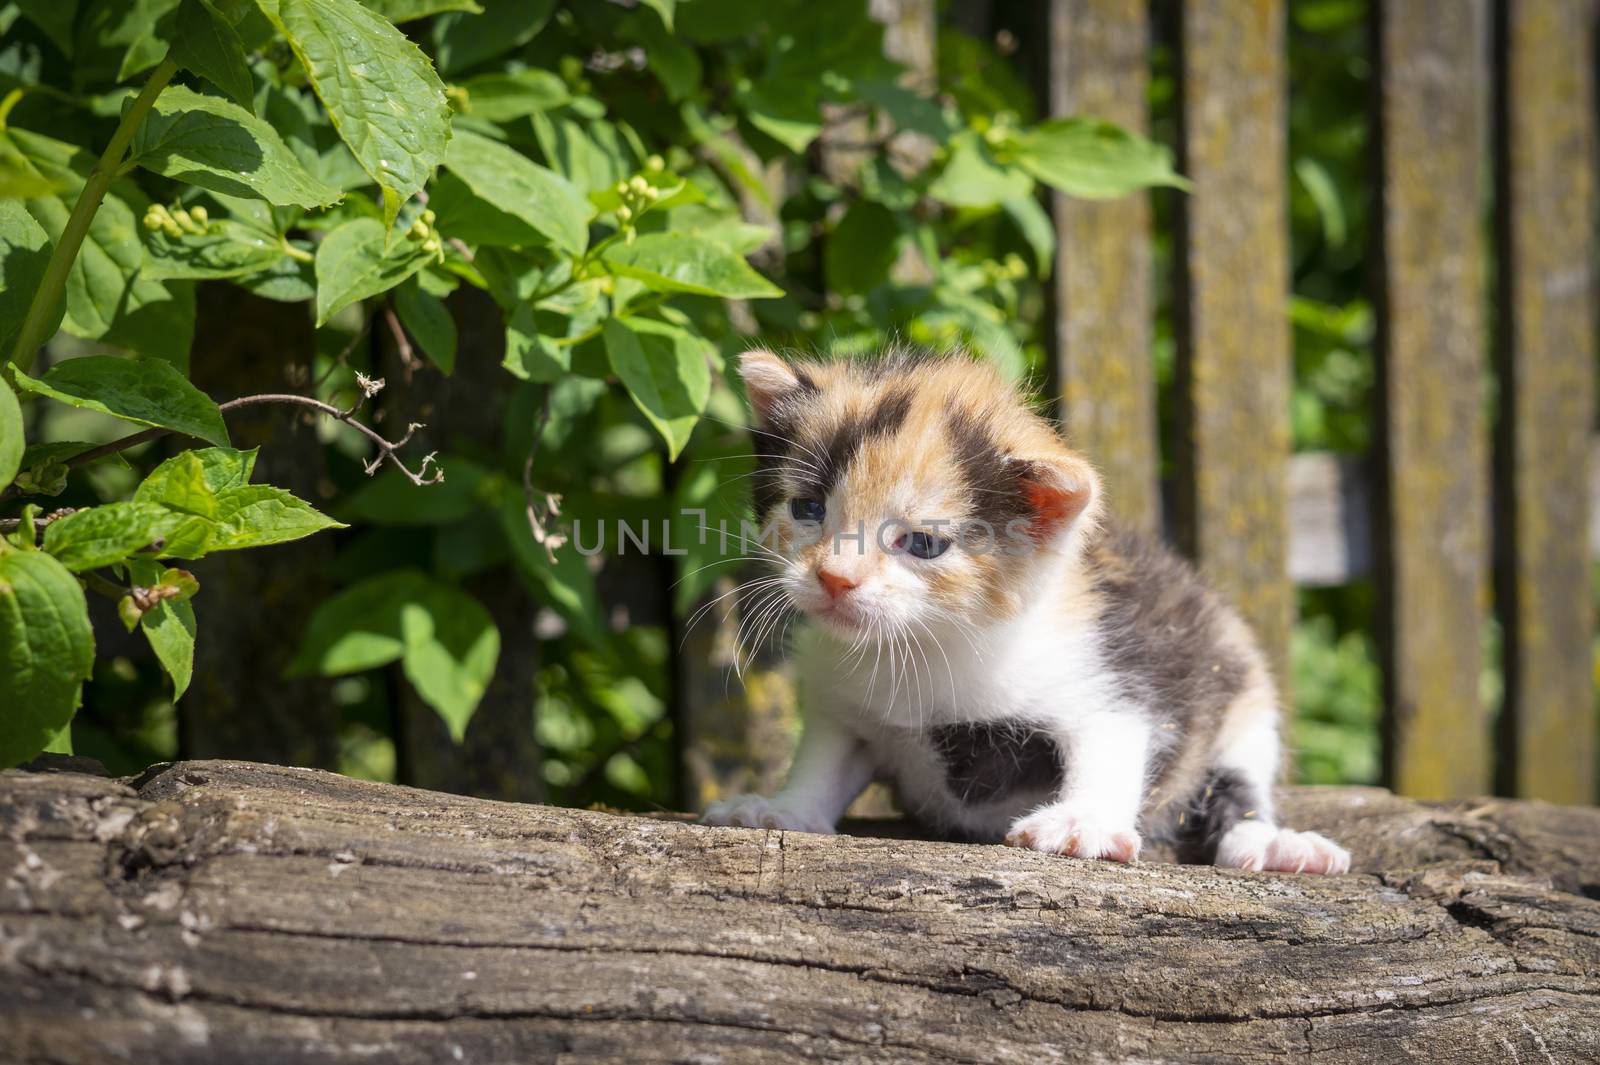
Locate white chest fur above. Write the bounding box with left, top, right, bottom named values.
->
left=794, top=593, right=1126, bottom=837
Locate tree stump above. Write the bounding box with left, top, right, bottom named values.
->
left=2, top=759, right=1597, bottom=1063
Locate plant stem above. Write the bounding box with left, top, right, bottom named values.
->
left=8, top=57, right=178, bottom=373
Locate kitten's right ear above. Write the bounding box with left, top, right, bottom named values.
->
left=738, top=350, right=811, bottom=424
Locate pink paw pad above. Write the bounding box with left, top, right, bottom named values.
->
left=1004, top=805, right=1142, bottom=863
left=1216, top=821, right=1351, bottom=875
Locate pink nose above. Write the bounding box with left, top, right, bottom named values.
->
left=817, top=568, right=858, bottom=601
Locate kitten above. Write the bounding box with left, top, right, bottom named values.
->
left=701, top=349, right=1350, bottom=875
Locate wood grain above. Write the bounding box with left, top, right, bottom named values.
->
left=1173, top=0, right=1294, bottom=683
left=1047, top=0, right=1160, bottom=534
left=1371, top=0, right=1492, bottom=798
left=3, top=760, right=1598, bottom=1064
left=1491, top=0, right=1598, bottom=804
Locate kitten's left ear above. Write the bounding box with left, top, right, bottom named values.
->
left=1017, top=451, right=1101, bottom=541
left=738, top=350, right=811, bottom=425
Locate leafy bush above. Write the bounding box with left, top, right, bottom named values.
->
left=0, top=0, right=1184, bottom=773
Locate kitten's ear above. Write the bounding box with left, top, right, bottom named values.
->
left=1017, top=451, right=1101, bottom=541
left=738, top=350, right=810, bottom=424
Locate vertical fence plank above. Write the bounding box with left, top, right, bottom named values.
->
left=1173, top=0, right=1294, bottom=681
left=1048, top=0, right=1159, bottom=534
left=1371, top=0, right=1491, bottom=798
left=1492, top=0, right=1597, bottom=804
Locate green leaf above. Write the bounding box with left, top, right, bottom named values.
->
left=240, top=252, right=316, bottom=302
left=290, top=572, right=416, bottom=675
left=0, top=198, right=56, bottom=360
left=626, top=6, right=699, bottom=102
left=498, top=496, right=606, bottom=649
left=131, top=449, right=341, bottom=558
left=736, top=80, right=821, bottom=154
left=359, top=0, right=480, bottom=22
left=142, top=219, right=287, bottom=280
left=443, top=129, right=591, bottom=255
left=1008, top=117, right=1190, bottom=199
left=314, top=217, right=433, bottom=325
left=425, top=170, right=547, bottom=249
left=256, top=0, right=451, bottom=224
left=929, top=129, right=1031, bottom=208
left=13, top=0, right=81, bottom=56
left=637, top=0, right=674, bottom=31
left=142, top=597, right=196, bottom=699
left=41, top=502, right=181, bottom=571
left=12, top=356, right=229, bottom=445
left=0, top=376, right=22, bottom=493
left=825, top=200, right=900, bottom=294
left=209, top=484, right=345, bottom=549
left=130, top=86, right=342, bottom=208
left=76, top=0, right=182, bottom=83
left=398, top=582, right=498, bottom=742
left=0, top=549, right=94, bottom=768
left=601, top=232, right=781, bottom=299
left=430, top=0, right=555, bottom=75
left=457, top=69, right=569, bottom=122
left=14, top=131, right=194, bottom=365
left=289, top=570, right=498, bottom=740
left=171, top=0, right=255, bottom=108
left=392, top=278, right=456, bottom=374
left=603, top=317, right=711, bottom=460
left=138, top=446, right=255, bottom=504
left=503, top=304, right=571, bottom=383
left=1001, top=192, right=1054, bottom=273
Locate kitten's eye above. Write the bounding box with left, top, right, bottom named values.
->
left=904, top=531, right=952, bottom=559
left=790, top=497, right=825, bottom=523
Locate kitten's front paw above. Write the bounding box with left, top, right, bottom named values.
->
left=1003, top=803, right=1141, bottom=863
left=700, top=795, right=835, bottom=834
left=1216, top=821, right=1351, bottom=875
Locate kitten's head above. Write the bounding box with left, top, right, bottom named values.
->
left=740, top=348, right=1101, bottom=639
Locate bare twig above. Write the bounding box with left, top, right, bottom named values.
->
left=0, top=506, right=78, bottom=534
left=1, top=384, right=442, bottom=507
left=521, top=388, right=565, bottom=562
left=383, top=302, right=422, bottom=381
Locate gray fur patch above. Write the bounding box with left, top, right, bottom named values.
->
left=931, top=720, right=1064, bottom=806
left=1086, top=523, right=1250, bottom=782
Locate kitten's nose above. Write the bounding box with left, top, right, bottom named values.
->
left=816, top=568, right=858, bottom=601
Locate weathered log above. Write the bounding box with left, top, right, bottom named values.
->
left=2, top=760, right=1597, bottom=1064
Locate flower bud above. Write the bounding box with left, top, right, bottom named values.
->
left=616, top=205, right=633, bottom=221
left=421, top=209, right=436, bottom=225
left=421, top=237, right=441, bottom=253
left=409, top=219, right=430, bottom=240
left=189, top=205, right=208, bottom=225
left=645, top=154, right=665, bottom=172
left=629, top=175, right=649, bottom=194
left=615, top=181, right=630, bottom=197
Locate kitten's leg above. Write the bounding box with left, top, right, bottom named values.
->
left=1208, top=682, right=1351, bottom=875
left=699, top=713, right=875, bottom=834
left=1004, top=711, right=1149, bottom=863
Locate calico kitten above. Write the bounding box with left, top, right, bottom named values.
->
left=701, top=349, right=1350, bottom=874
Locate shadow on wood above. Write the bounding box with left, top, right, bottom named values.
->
left=2, top=759, right=1596, bottom=1063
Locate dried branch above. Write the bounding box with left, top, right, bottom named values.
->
left=1, top=381, right=442, bottom=508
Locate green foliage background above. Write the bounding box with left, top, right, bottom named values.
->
left=0, top=0, right=1417, bottom=803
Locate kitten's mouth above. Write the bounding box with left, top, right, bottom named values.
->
left=809, top=598, right=865, bottom=632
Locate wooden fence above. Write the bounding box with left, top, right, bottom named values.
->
left=684, top=0, right=1598, bottom=811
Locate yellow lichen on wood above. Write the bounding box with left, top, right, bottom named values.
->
left=1373, top=0, right=1491, bottom=798
left=1048, top=0, right=1160, bottom=536
left=1493, top=0, right=1596, bottom=804
left=1173, top=0, right=1294, bottom=686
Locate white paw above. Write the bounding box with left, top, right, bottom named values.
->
left=1216, top=821, right=1351, bottom=875
left=1003, top=802, right=1142, bottom=863
left=699, top=795, right=835, bottom=834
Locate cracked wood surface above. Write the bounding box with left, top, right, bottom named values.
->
left=2, top=761, right=1597, bottom=1064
